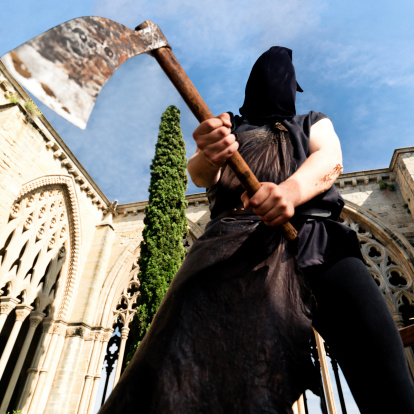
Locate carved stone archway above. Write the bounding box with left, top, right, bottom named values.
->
left=0, top=175, right=82, bottom=413
left=341, top=202, right=414, bottom=375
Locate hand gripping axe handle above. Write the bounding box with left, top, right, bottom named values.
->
left=1, top=17, right=297, bottom=241
left=136, top=22, right=298, bottom=241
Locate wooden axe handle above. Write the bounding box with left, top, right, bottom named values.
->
left=138, top=24, right=297, bottom=241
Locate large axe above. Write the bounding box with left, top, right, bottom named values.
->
left=1, top=17, right=297, bottom=241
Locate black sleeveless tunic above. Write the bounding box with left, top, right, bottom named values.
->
left=208, top=111, right=362, bottom=269
left=100, top=112, right=365, bottom=414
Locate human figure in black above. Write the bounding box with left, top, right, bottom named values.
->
left=188, top=46, right=414, bottom=413
left=100, top=47, right=414, bottom=414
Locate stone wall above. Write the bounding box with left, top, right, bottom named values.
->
left=336, top=158, right=414, bottom=244
left=0, top=62, right=112, bottom=414
left=392, top=148, right=414, bottom=239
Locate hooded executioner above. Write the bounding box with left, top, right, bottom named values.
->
left=100, top=47, right=414, bottom=414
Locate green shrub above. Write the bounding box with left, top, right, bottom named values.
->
left=379, top=181, right=395, bottom=191
left=124, top=105, right=188, bottom=366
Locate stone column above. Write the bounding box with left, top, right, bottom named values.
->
left=26, top=323, right=65, bottom=414
left=17, top=318, right=53, bottom=412
left=0, top=311, right=44, bottom=413
left=76, top=218, right=115, bottom=327
left=40, top=332, right=66, bottom=414
left=87, top=332, right=111, bottom=414
left=0, top=304, right=32, bottom=381
left=76, top=331, right=104, bottom=414
left=0, top=298, right=19, bottom=332
left=112, top=326, right=130, bottom=388
left=43, top=327, right=85, bottom=414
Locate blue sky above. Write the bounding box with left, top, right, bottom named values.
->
left=1, top=0, right=413, bottom=205
left=2, top=1, right=412, bottom=411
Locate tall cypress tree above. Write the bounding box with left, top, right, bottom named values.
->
left=125, top=105, right=188, bottom=365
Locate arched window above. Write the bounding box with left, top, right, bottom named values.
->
left=94, top=255, right=140, bottom=411
left=0, top=185, right=71, bottom=412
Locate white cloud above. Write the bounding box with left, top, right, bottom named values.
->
left=6, top=0, right=413, bottom=203
left=94, top=0, right=327, bottom=64
left=85, top=0, right=413, bottom=201
left=306, top=36, right=414, bottom=91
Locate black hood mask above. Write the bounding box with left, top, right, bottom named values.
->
left=239, top=46, right=302, bottom=126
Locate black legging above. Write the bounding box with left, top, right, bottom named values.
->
left=303, top=257, right=414, bottom=413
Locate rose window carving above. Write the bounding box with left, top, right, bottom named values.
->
left=0, top=186, right=69, bottom=313
left=340, top=214, right=414, bottom=328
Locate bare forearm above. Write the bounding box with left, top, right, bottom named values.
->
left=279, top=149, right=343, bottom=208
left=187, top=113, right=238, bottom=188
left=187, top=150, right=222, bottom=188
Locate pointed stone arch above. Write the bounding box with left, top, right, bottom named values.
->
left=340, top=201, right=414, bottom=374
left=97, top=236, right=142, bottom=329
left=92, top=215, right=203, bottom=409
left=89, top=237, right=142, bottom=411
left=14, top=175, right=82, bottom=320
left=97, top=215, right=204, bottom=331
left=0, top=174, right=82, bottom=412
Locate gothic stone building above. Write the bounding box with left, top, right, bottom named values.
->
left=0, top=61, right=414, bottom=414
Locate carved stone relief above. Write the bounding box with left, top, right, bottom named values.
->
left=112, top=256, right=141, bottom=328
left=340, top=211, right=414, bottom=328
left=0, top=185, right=70, bottom=316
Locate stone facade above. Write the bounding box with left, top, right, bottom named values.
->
left=0, top=62, right=413, bottom=413
left=337, top=164, right=414, bottom=243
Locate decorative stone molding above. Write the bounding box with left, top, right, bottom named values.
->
left=114, top=193, right=210, bottom=218
left=392, top=311, right=405, bottom=326
left=343, top=202, right=414, bottom=265
left=51, top=323, right=67, bottom=336
left=0, top=298, right=19, bottom=315
left=185, top=193, right=210, bottom=208
left=29, top=311, right=46, bottom=328
left=341, top=203, right=414, bottom=327
left=112, top=256, right=140, bottom=327
left=85, top=330, right=105, bottom=342
left=0, top=176, right=82, bottom=321
left=66, top=326, right=87, bottom=338
left=102, top=200, right=119, bottom=218
left=102, top=331, right=113, bottom=342
left=14, top=305, right=32, bottom=321
left=113, top=202, right=146, bottom=218
left=0, top=303, right=15, bottom=315
left=63, top=324, right=112, bottom=342
left=336, top=169, right=395, bottom=189
left=120, top=326, right=130, bottom=340
left=41, top=318, right=53, bottom=333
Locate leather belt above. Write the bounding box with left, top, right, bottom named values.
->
left=211, top=205, right=257, bottom=220
left=294, top=207, right=332, bottom=223
left=212, top=206, right=331, bottom=222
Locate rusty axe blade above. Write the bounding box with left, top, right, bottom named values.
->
left=0, top=17, right=169, bottom=129
left=1, top=17, right=298, bottom=241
